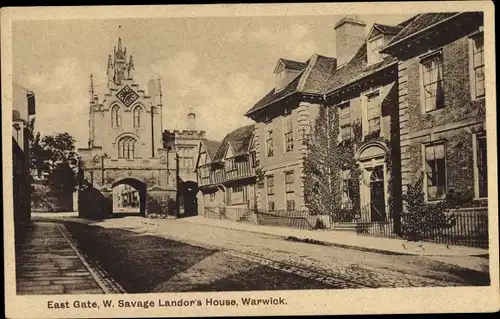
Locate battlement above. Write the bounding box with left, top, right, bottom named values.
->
left=164, top=129, right=206, bottom=138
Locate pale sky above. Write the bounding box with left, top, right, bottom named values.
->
left=13, top=14, right=412, bottom=148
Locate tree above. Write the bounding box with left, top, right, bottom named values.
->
left=303, top=106, right=342, bottom=216
left=36, top=132, right=80, bottom=192
left=27, top=118, right=44, bottom=177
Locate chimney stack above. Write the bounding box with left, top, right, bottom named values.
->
left=334, top=16, right=366, bottom=66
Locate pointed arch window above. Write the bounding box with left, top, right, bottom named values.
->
left=111, top=105, right=122, bottom=128
left=118, top=136, right=137, bottom=159
left=133, top=106, right=142, bottom=128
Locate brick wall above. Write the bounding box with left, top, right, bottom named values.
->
left=398, top=23, right=486, bottom=205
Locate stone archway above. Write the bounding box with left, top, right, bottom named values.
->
left=178, top=181, right=199, bottom=217
left=112, top=178, right=147, bottom=216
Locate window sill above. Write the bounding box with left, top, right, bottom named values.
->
left=472, top=96, right=485, bottom=102
left=422, top=106, right=446, bottom=115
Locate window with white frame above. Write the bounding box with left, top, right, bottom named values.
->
left=266, top=175, right=274, bottom=195
left=266, top=127, right=274, bottom=157
left=421, top=53, right=445, bottom=112
left=475, top=132, right=487, bottom=198
left=366, top=91, right=381, bottom=135
left=284, top=115, right=293, bottom=152
left=285, top=171, right=294, bottom=193
left=285, top=171, right=295, bottom=211
left=367, top=36, right=384, bottom=64
left=341, top=170, right=356, bottom=209
left=338, top=102, right=352, bottom=141
left=471, top=32, right=485, bottom=99
left=424, top=142, right=447, bottom=201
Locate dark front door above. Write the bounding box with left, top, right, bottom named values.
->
left=370, top=166, right=386, bottom=222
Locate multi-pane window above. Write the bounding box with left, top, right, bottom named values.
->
left=341, top=170, right=356, bottom=209
left=286, top=197, right=295, bottom=211
left=118, top=136, right=136, bottom=159
left=111, top=105, right=122, bottom=128
left=209, top=193, right=215, bottom=202
left=421, top=53, right=445, bottom=112
left=476, top=133, right=487, bottom=198
left=233, top=185, right=243, bottom=193
left=226, top=158, right=236, bottom=171
left=268, top=201, right=275, bottom=212
left=300, top=124, right=311, bottom=144
left=133, top=106, right=142, bottom=128
left=266, top=127, right=274, bottom=157
left=339, top=102, right=352, bottom=141
left=424, top=142, right=446, bottom=201
left=285, top=171, right=294, bottom=193
left=250, top=151, right=257, bottom=167
left=368, top=36, right=384, bottom=64
left=366, top=91, right=381, bottom=135
left=284, top=115, right=293, bottom=152
left=266, top=175, right=274, bottom=195
left=471, top=33, right=485, bottom=99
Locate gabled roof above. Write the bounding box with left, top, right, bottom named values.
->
left=324, top=17, right=417, bottom=96
left=245, top=54, right=337, bottom=116
left=277, top=58, right=308, bottom=72
left=212, top=125, right=255, bottom=162
left=325, top=43, right=397, bottom=95
left=382, top=12, right=461, bottom=51
left=203, top=139, right=222, bottom=160
left=371, top=23, right=403, bottom=36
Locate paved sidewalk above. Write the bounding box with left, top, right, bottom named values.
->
left=15, top=222, right=106, bottom=295
left=178, top=216, right=489, bottom=257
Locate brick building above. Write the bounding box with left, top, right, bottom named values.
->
left=245, top=55, right=337, bottom=212
left=12, top=83, right=36, bottom=240
left=321, top=16, right=418, bottom=228
left=381, top=12, right=487, bottom=209
left=195, top=125, right=257, bottom=220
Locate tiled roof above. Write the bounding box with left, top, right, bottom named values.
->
left=384, top=12, right=460, bottom=49
left=213, top=124, right=254, bottom=162
left=203, top=139, right=221, bottom=160
left=325, top=43, right=397, bottom=94
left=373, top=23, right=403, bottom=35
left=244, top=71, right=304, bottom=116
left=280, top=58, right=308, bottom=71
left=245, top=54, right=337, bottom=116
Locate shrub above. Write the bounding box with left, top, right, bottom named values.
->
left=400, top=176, right=452, bottom=241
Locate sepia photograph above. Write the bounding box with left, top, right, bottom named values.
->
left=2, top=2, right=498, bottom=318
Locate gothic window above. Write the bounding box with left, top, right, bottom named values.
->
left=133, top=106, right=142, bottom=128
left=111, top=105, right=122, bottom=128
left=118, top=136, right=137, bottom=159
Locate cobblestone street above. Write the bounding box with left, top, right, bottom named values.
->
left=34, top=215, right=490, bottom=293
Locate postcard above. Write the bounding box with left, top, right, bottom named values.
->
left=2, top=2, right=498, bottom=318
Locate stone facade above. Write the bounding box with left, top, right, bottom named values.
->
left=12, top=83, right=36, bottom=240
left=78, top=36, right=177, bottom=218
left=382, top=12, right=487, bottom=208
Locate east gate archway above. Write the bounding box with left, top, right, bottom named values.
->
left=77, top=36, right=179, bottom=219
left=112, top=178, right=147, bottom=216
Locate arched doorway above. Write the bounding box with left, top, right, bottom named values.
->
left=355, top=141, right=390, bottom=222
left=112, top=178, right=147, bottom=216
left=178, top=181, right=199, bottom=217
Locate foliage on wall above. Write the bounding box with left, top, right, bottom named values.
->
left=401, top=175, right=454, bottom=241
left=303, top=106, right=364, bottom=219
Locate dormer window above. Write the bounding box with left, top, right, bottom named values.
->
left=367, top=35, right=384, bottom=64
